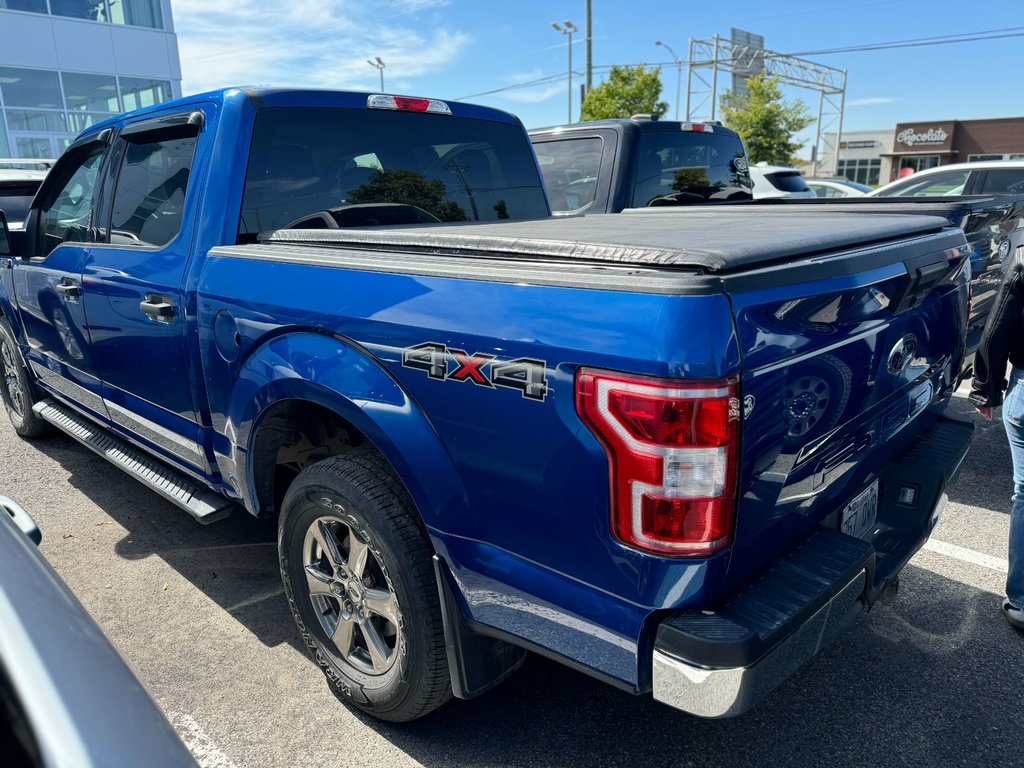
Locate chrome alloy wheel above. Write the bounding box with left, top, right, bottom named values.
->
left=302, top=517, right=401, bottom=675
left=1, top=339, right=24, bottom=418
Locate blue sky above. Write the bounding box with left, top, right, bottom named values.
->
left=174, top=0, right=1022, bottom=148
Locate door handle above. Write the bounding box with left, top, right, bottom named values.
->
left=140, top=293, right=175, bottom=324
left=56, top=279, right=81, bottom=301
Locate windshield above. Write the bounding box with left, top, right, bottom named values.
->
left=631, top=131, right=752, bottom=207
left=0, top=182, right=41, bottom=227
left=240, top=107, right=549, bottom=236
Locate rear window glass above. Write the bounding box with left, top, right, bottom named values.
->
left=533, top=137, right=603, bottom=212
left=766, top=171, right=811, bottom=193
left=631, top=131, right=752, bottom=207
left=0, top=183, right=40, bottom=227
left=978, top=168, right=1024, bottom=194
left=240, top=107, right=549, bottom=236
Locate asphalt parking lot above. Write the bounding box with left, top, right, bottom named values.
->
left=5, top=384, right=1021, bottom=768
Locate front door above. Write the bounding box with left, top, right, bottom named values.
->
left=82, top=110, right=207, bottom=471
left=12, top=137, right=109, bottom=417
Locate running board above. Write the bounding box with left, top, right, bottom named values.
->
left=33, top=399, right=233, bottom=524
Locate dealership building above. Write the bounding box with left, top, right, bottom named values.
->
left=827, top=117, right=1024, bottom=186
left=0, top=0, right=181, bottom=159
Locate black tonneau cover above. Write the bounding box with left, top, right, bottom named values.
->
left=262, top=210, right=951, bottom=273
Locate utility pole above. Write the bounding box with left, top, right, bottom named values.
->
left=367, top=57, right=385, bottom=91
left=655, top=40, right=682, bottom=121
left=585, top=0, right=592, bottom=95
left=552, top=20, right=577, bottom=123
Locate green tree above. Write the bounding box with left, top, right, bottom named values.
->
left=580, top=64, right=668, bottom=121
left=348, top=169, right=467, bottom=222
left=719, top=73, right=814, bottom=165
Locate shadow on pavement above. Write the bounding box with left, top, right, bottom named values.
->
left=26, top=401, right=1022, bottom=767
left=28, top=433, right=299, bottom=652
left=372, top=563, right=1021, bottom=768
left=941, top=395, right=1012, bottom=514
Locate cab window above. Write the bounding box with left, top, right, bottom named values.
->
left=239, top=107, right=549, bottom=237
left=533, top=137, right=604, bottom=212
left=107, top=128, right=198, bottom=248
left=35, top=142, right=105, bottom=258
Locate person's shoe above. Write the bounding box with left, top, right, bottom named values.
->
left=1002, top=599, right=1024, bottom=630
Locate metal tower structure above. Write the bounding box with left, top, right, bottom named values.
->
left=685, top=33, right=847, bottom=176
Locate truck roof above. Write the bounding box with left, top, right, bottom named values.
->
left=77, top=87, right=521, bottom=142
left=263, top=209, right=952, bottom=273
left=529, top=117, right=743, bottom=141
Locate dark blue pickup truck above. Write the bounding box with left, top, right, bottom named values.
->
left=0, top=88, right=974, bottom=722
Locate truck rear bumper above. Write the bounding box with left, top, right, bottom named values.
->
left=651, top=414, right=974, bottom=718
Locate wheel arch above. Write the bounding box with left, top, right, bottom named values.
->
left=227, top=331, right=469, bottom=532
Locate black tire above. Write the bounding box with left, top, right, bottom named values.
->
left=0, top=318, right=52, bottom=439
left=278, top=448, right=451, bottom=722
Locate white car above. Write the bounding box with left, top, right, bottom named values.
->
left=748, top=163, right=816, bottom=199
left=869, top=160, right=1024, bottom=197
left=0, top=163, right=50, bottom=230
left=805, top=178, right=872, bottom=198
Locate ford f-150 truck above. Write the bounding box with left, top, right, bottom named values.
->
left=0, top=88, right=974, bottom=723
left=530, top=116, right=1024, bottom=352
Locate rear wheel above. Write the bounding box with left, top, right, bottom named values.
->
left=0, top=319, right=52, bottom=439
left=278, top=448, right=451, bottom=722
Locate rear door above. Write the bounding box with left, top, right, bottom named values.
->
left=12, top=135, right=110, bottom=417
left=82, top=110, right=208, bottom=471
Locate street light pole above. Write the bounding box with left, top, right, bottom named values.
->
left=552, top=20, right=577, bottom=123
left=367, top=56, right=385, bottom=91
left=655, top=40, right=682, bottom=121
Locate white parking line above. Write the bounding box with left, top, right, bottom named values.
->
left=171, top=713, right=238, bottom=768
left=923, top=538, right=1009, bottom=574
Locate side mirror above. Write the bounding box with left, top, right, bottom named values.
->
left=0, top=211, right=9, bottom=257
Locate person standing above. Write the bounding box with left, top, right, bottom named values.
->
left=971, top=249, right=1024, bottom=630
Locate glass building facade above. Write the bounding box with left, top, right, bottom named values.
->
left=0, top=0, right=163, bottom=29
left=0, top=0, right=180, bottom=158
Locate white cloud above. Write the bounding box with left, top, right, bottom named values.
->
left=846, top=97, right=901, bottom=107
left=501, top=84, right=564, bottom=104
left=483, top=69, right=564, bottom=104
left=173, top=0, right=468, bottom=95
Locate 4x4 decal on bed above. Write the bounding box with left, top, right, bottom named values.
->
left=402, top=342, right=549, bottom=401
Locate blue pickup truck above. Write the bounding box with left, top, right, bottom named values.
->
left=0, top=88, right=974, bottom=723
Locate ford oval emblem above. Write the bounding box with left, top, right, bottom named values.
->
left=887, top=334, right=918, bottom=374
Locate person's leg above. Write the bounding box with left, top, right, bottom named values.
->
left=1000, top=369, right=1024, bottom=615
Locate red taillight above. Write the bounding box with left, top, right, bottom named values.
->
left=576, top=369, right=739, bottom=556
left=680, top=122, right=713, bottom=133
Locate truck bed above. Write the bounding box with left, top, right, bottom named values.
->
left=261, top=210, right=951, bottom=273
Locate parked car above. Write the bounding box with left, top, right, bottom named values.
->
left=870, top=160, right=1024, bottom=198
left=805, top=178, right=872, bottom=197
left=0, top=496, right=194, bottom=767
left=0, top=87, right=974, bottom=723
left=0, top=167, right=47, bottom=230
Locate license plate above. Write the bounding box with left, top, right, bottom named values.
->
left=841, top=480, right=878, bottom=541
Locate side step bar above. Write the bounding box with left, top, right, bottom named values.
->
left=33, top=399, right=233, bottom=525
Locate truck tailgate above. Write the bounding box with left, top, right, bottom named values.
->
left=721, top=226, right=971, bottom=590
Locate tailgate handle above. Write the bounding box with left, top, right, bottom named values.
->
left=892, top=256, right=947, bottom=314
